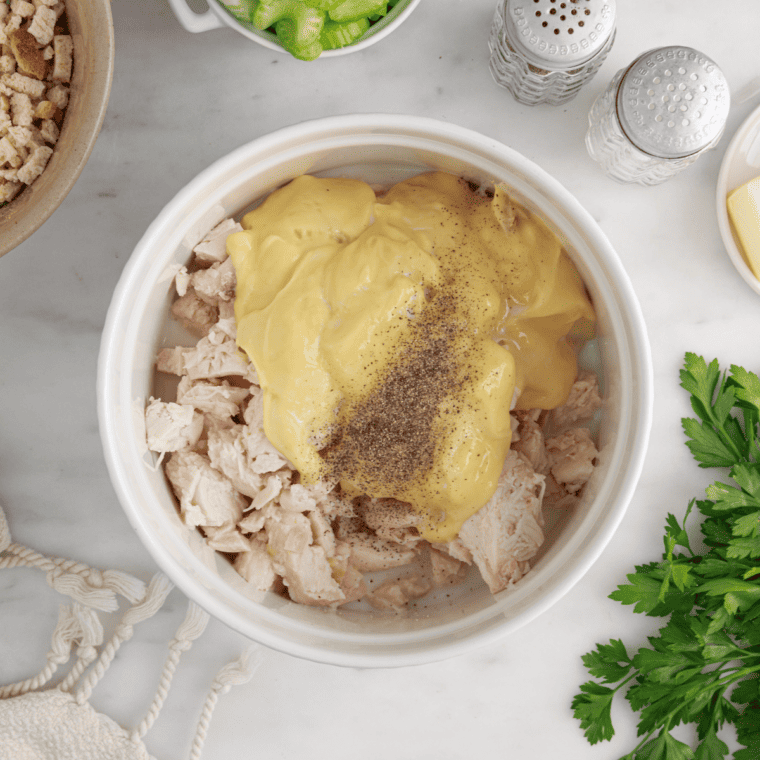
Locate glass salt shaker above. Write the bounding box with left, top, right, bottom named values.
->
left=488, top=0, right=617, bottom=106
left=586, top=46, right=730, bottom=185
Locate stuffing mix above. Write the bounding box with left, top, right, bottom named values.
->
left=0, top=0, right=72, bottom=204
left=145, top=218, right=603, bottom=611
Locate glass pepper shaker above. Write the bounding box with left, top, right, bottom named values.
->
left=488, top=0, right=617, bottom=106
left=586, top=46, right=730, bottom=185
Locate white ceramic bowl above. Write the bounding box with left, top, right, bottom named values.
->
left=167, top=0, right=421, bottom=58
left=98, top=114, right=652, bottom=668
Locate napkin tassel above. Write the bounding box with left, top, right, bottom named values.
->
left=130, top=600, right=211, bottom=742
left=188, top=644, right=263, bottom=760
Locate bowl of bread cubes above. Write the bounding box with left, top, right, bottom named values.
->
left=0, top=0, right=114, bottom=258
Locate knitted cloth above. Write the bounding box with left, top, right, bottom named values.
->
left=0, top=502, right=260, bottom=760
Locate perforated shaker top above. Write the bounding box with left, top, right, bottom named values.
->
left=506, top=0, right=616, bottom=69
left=616, top=47, right=730, bottom=159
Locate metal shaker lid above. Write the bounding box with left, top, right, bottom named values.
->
left=616, top=46, right=730, bottom=159
left=505, top=0, right=616, bottom=69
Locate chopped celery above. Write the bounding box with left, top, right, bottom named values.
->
left=320, top=16, right=370, bottom=49
left=274, top=17, right=324, bottom=59
left=303, top=0, right=343, bottom=9
left=216, top=0, right=256, bottom=24
left=242, top=0, right=400, bottom=59
left=252, top=0, right=325, bottom=48
left=327, top=0, right=388, bottom=23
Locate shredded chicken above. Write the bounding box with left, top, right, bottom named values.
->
left=146, top=217, right=602, bottom=609
left=145, top=398, right=203, bottom=454
left=164, top=450, right=246, bottom=529
left=550, top=370, right=603, bottom=429
left=546, top=428, right=599, bottom=495
left=455, top=450, right=545, bottom=594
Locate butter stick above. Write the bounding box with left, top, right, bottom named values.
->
left=727, top=175, right=760, bottom=279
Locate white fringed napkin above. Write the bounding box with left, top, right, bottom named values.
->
left=0, top=502, right=261, bottom=760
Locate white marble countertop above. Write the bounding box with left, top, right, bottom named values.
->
left=2, top=0, right=760, bottom=757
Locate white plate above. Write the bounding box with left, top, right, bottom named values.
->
left=716, top=103, right=760, bottom=295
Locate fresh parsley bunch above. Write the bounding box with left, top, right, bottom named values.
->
left=572, top=353, right=760, bottom=760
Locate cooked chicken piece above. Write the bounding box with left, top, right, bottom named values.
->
left=309, top=487, right=355, bottom=519
left=266, top=511, right=344, bottom=606
left=241, top=390, right=292, bottom=472
left=511, top=408, right=550, bottom=475
left=217, top=300, right=235, bottom=321
left=543, top=471, right=580, bottom=510
left=207, top=424, right=267, bottom=499
left=156, top=323, right=256, bottom=383
left=155, top=346, right=184, bottom=376
left=250, top=473, right=287, bottom=510
left=237, top=502, right=279, bottom=534
left=457, top=450, right=545, bottom=594
left=233, top=534, right=277, bottom=591
left=191, top=413, right=236, bottom=461
left=184, top=338, right=252, bottom=382
left=307, top=508, right=337, bottom=556
left=176, top=376, right=249, bottom=420
left=164, top=450, right=247, bottom=529
left=211, top=316, right=237, bottom=341
left=204, top=524, right=251, bottom=554
left=145, top=398, right=203, bottom=453
left=170, top=289, right=218, bottom=336
left=296, top=520, right=367, bottom=605
left=174, top=265, right=192, bottom=297
left=192, top=257, right=236, bottom=305
left=356, top=497, right=421, bottom=545
left=545, top=427, right=598, bottom=494
left=367, top=576, right=432, bottom=611
left=337, top=562, right=367, bottom=605
left=550, top=370, right=602, bottom=428
left=193, top=218, right=242, bottom=265
left=279, top=481, right=337, bottom=513
left=237, top=511, right=265, bottom=535
left=335, top=517, right=417, bottom=573
left=429, top=547, right=470, bottom=586
left=432, top=537, right=473, bottom=565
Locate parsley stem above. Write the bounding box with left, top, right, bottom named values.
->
left=713, top=662, right=760, bottom=688
left=716, top=420, right=746, bottom=463
left=613, top=671, right=637, bottom=694
left=742, top=407, right=757, bottom=462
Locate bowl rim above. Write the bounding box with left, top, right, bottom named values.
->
left=98, top=114, right=653, bottom=667
left=0, top=0, right=115, bottom=257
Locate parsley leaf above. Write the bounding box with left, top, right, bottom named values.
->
left=610, top=569, right=665, bottom=614
left=581, top=638, right=634, bottom=682
left=573, top=354, right=760, bottom=759
left=571, top=681, right=617, bottom=744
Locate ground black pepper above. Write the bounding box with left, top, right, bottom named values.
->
left=318, top=289, right=470, bottom=498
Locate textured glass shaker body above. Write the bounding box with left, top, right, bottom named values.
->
left=488, top=0, right=616, bottom=106
left=586, top=47, right=731, bottom=185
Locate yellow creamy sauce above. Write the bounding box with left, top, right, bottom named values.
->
left=228, top=172, right=595, bottom=542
